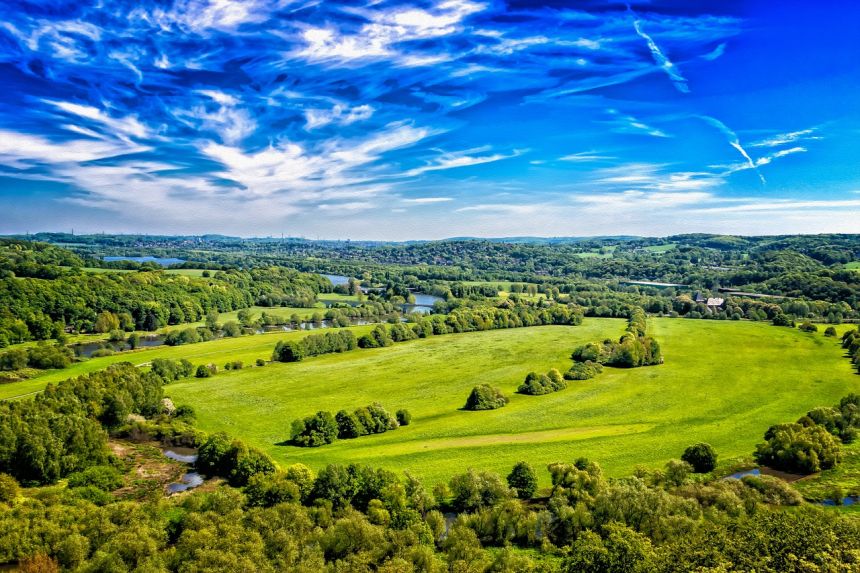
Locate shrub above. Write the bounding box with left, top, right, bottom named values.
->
left=681, top=442, right=718, bottom=473
left=507, top=461, right=538, bottom=499
left=824, top=326, right=837, bottom=337
left=772, top=314, right=795, bottom=327
left=464, top=384, right=509, bottom=410
left=396, top=409, right=412, bottom=426
left=798, top=322, right=818, bottom=333
left=195, top=364, right=212, bottom=378
left=67, top=465, right=123, bottom=491
left=255, top=358, right=266, bottom=366
left=565, top=361, right=603, bottom=380
left=0, top=473, right=19, bottom=504
left=518, top=368, right=567, bottom=395
left=291, top=411, right=338, bottom=447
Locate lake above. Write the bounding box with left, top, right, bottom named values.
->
left=103, top=256, right=186, bottom=266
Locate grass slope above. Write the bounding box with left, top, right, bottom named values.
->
left=166, top=319, right=859, bottom=486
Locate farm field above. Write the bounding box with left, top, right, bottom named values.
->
left=166, top=318, right=859, bottom=486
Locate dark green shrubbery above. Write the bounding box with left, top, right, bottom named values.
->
left=464, top=384, right=508, bottom=410
left=150, top=358, right=195, bottom=381
left=396, top=408, right=412, bottom=426
left=824, top=326, right=837, bottom=337
left=798, top=322, right=818, bottom=333
left=518, top=368, right=566, bottom=395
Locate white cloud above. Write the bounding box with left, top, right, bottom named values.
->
left=45, top=100, right=149, bottom=140
left=404, top=147, right=522, bottom=177
left=750, top=128, right=821, bottom=148
left=304, top=103, right=374, bottom=130
left=403, top=197, right=453, bottom=204
left=560, top=151, right=614, bottom=162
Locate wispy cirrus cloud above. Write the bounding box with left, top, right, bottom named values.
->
left=629, top=5, right=690, bottom=93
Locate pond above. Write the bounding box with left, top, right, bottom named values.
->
left=103, top=256, right=186, bottom=266
left=162, top=446, right=205, bottom=494
left=319, top=274, right=444, bottom=313
left=726, top=468, right=761, bottom=480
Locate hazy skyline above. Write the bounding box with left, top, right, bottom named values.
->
left=1, top=0, right=858, bottom=239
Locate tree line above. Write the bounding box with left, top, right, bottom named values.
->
left=290, top=403, right=407, bottom=447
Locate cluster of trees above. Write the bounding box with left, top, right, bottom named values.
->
left=844, top=327, right=860, bottom=373
left=572, top=307, right=663, bottom=368
left=754, top=422, right=842, bottom=474
left=272, top=330, right=358, bottom=362
left=196, top=432, right=276, bottom=486
left=0, top=240, right=330, bottom=345
left=464, top=384, right=508, bottom=410
left=0, top=342, right=73, bottom=371
left=0, top=363, right=163, bottom=485
left=290, top=403, right=403, bottom=447
left=517, top=368, right=567, bottom=395
left=753, top=392, right=860, bottom=474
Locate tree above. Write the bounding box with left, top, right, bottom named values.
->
left=93, top=311, right=120, bottom=333
left=681, top=443, right=718, bottom=473
left=448, top=469, right=511, bottom=512
left=507, top=461, right=537, bottom=499
left=336, top=410, right=363, bottom=439
left=205, top=310, right=220, bottom=330
left=824, top=326, right=837, bottom=337
left=464, top=384, right=509, bottom=411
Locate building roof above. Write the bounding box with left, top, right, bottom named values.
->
left=706, top=297, right=725, bottom=307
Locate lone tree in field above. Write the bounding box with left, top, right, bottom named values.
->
left=681, top=442, right=718, bottom=473
left=507, top=461, right=538, bottom=499
left=464, top=384, right=509, bottom=411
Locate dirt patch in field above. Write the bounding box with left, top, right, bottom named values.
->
left=110, top=440, right=187, bottom=500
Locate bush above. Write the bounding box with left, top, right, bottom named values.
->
left=824, top=326, right=837, bottom=337
left=754, top=422, right=842, bottom=473
left=0, top=473, right=19, bottom=504
left=772, top=314, right=795, bottom=327
left=396, top=409, right=412, bottom=426
left=507, top=461, right=537, bottom=499
left=291, top=411, right=338, bottom=447
left=518, top=368, right=567, bottom=395
left=565, top=361, right=603, bottom=380
left=255, top=358, right=266, bottom=366
left=681, top=443, right=718, bottom=473
left=798, top=322, right=818, bottom=333
left=67, top=465, right=123, bottom=491
left=194, top=364, right=212, bottom=378
left=464, top=384, right=508, bottom=411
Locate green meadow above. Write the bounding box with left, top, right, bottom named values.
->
left=0, top=324, right=378, bottom=400
left=163, top=318, right=859, bottom=486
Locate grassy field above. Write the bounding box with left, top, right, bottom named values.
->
left=846, top=262, right=860, bottom=271
left=164, top=318, right=859, bottom=486
left=0, top=324, right=378, bottom=400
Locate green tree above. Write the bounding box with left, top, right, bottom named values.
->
left=507, top=461, right=538, bottom=499
left=681, top=442, right=718, bottom=473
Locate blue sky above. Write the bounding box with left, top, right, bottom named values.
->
left=0, top=0, right=858, bottom=239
